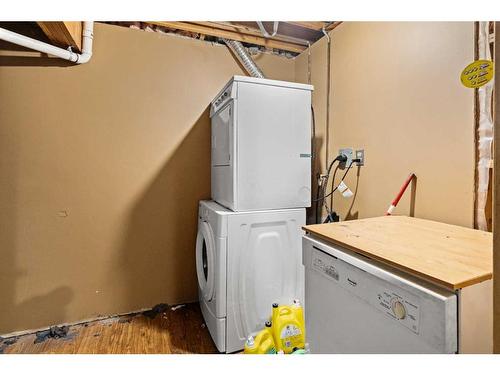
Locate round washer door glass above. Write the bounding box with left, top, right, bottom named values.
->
left=196, top=221, right=215, bottom=302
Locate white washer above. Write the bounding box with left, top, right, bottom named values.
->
left=210, top=76, right=313, bottom=211
left=196, top=200, right=305, bottom=353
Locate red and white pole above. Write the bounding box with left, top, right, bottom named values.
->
left=386, top=173, right=416, bottom=215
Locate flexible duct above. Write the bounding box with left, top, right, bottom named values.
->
left=222, top=39, right=265, bottom=79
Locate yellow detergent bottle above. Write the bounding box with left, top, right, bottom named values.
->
left=243, top=321, right=277, bottom=354
left=271, top=300, right=306, bottom=354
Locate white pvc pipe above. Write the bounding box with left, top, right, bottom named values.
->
left=0, top=21, right=94, bottom=64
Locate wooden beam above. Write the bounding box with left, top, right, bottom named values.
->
left=228, top=21, right=324, bottom=43
left=147, top=21, right=307, bottom=53
left=193, top=22, right=310, bottom=46
left=493, top=21, right=499, bottom=353
left=37, top=22, right=82, bottom=52
left=325, top=21, right=343, bottom=32
left=286, top=22, right=327, bottom=31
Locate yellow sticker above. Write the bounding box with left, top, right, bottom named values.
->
left=460, top=60, right=494, bottom=88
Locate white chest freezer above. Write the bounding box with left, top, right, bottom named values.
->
left=210, top=76, right=313, bottom=211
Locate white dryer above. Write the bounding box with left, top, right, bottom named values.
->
left=210, top=76, right=313, bottom=211
left=196, top=200, right=305, bottom=353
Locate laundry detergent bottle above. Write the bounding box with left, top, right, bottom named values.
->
left=243, top=321, right=277, bottom=354
left=271, top=300, right=306, bottom=354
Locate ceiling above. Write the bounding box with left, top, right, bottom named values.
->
left=0, top=21, right=342, bottom=56
left=107, top=21, right=342, bottom=54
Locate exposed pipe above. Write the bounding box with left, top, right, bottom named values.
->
left=0, top=21, right=94, bottom=64
left=222, top=38, right=265, bottom=79
left=256, top=21, right=279, bottom=38
left=321, top=27, right=334, bottom=213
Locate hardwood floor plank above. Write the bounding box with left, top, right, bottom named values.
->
left=1, top=303, right=217, bottom=354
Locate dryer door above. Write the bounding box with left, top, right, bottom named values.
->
left=211, top=103, right=232, bottom=167
left=196, top=221, right=216, bottom=302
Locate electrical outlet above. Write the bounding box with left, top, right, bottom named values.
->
left=355, top=149, right=365, bottom=166
left=338, top=148, right=353, bottom=169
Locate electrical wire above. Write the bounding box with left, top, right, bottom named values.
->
left=311, top=106, right=316, bottom=161
left=322, top=166, right=339, bottom=222
left=322, top=160, right=355, bottom=201
left=321, top=27, right=331, bottom=170
left=314, top=157, right=358, bottom=223
left=314, top=177, right=322, bottom=224
left=329, top=164, right=340, bottom=197
left=312, top=157, right=343, bottom=203
left=314, top=156, right=339, bottom=222
left=329, top=164, right=339, bottom=217
left=313, top=153, right=357, bottom=223
left=311, top=106, right=318, bottom=223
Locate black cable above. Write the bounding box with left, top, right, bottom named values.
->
left=329, top=164, right=340, bottom=200
left=311, top=106, right=318, bottom=223
left=311, top=106, right=316, bottom=161
left=312, top=158, right=344, bottom=203
left=322, top=165, right=339, bottom=223
left=322, top=160, right=356, bottom=201
left=314, top=177, right=322, bottom=224
left=312, top=154, right=351, bottom=223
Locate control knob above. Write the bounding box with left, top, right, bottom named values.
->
left=391, top=300, right=406, bottom=320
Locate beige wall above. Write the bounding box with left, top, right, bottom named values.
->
left=0, top=23, right=295, bottom=334
left=0, top=21, right=476, bottom=334
left=296, top=22, right=475, bottom=227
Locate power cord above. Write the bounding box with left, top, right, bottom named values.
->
left=313, top=154, right=347, bottom=203
left=313, top=154, right=347, bottom=224
left=322, top=159, right=359, bottom=201
left=316, top=157, right=360, bottom=223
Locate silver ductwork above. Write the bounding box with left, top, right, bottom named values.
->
left=222, top=39, right=265, bottom=79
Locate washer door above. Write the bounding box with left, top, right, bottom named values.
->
left=196, top=221, right=216, bottom=302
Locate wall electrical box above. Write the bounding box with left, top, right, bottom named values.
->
left=355, top=149, right=365, bottom=166
left=338, top=148, right=353, bottom=169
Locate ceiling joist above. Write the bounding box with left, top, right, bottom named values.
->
left=148, top=21, right=308, bottom=53
left=193, top=22, right=311, bottom=46
left=325, top=21, right=343, bottom=31
left=286, top=21, right=328, bottom=31
left=37, top=21, right=82, bottom=52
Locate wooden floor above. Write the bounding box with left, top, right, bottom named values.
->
left=1, top=303, right=218, bottom=354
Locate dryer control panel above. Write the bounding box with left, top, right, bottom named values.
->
left=211, top=82, right=237, bottom=116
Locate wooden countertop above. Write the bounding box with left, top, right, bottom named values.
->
left=303, top=216, right=492, bottom=290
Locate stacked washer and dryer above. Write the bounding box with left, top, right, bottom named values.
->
left=195, top=76, right=313, bottom=353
